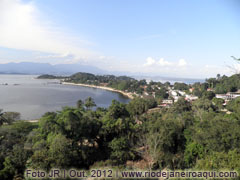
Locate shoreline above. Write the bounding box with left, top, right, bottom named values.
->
left=62, top=82, right=134, bottom=99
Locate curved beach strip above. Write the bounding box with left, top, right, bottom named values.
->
left=62, top=82, right=134, bottom=99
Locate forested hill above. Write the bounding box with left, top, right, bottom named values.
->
left=69, top=72, right=135, bottom=83
left=37, top=72, right=240, bottom=100
left=37, top=74, right=65, bottom=79
left=65, top=72, right=149, bottom=94
left=206, top=74, right=240, bottom=93
left=39, top=72, right=240, bottom=96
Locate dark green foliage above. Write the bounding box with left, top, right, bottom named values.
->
left=66, top=72, right=154, bottom=94
left=76, top=99, right=84, bottom=109
left=109, top=137, right=135, bottom=163
left=68, top=72, right=136, bottom=89
left=170, top=97, right=191, bottom=114
left=3, top=71, right=240, bottom=179
left=184, top=112, right=240, bottom=170
left=99, top=100, right=139, bottom=164
left=184, top=141, right=204, bottom=167
left=226, top=97, right=240, bottom=112
left=192, top=82, right=208, bottom=97
left=206, top=74, right=240, bottom=93
left=146, top=113, right=186, bottom=169
left=127, top=97, right=157, bottom=117
left=0, top=110, right=20, bottom=126
left=202, top=91, right=215, bottom=100
left=155, top=87, right=169, bottom=99
left=0, top=121, right=36, bottom=179
left=212, top=97, right=224, bottom=110
left=195, top=150, right=240, bottom=172
left=84, top=97, right=96, bottom=109
left=25, top=99, right=139, bottom=172
left=37, top=74, right=65, bottom=79
left=29, top=107, right=103, bottom=170
left=174, top=82, right=189, bottom=91
left=0, top=145, right=29, bottom=180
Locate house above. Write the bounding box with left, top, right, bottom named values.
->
left=216, top=94, right=230, bottom=100
left=173, top=96, right=180, bottom=102
left=185, top=95, right=198, bottom=101
left=227, top=92, right=240, bottom=99
left=177, top=90, right=186, bottom=96
left=170, top=90, right=178, bottom=96
left=189, top=88, right=194, bottom=93
left=216, top=92, right=240, bottom=101
left=162, top=99, right=173, bottom=104
left=144, top=92, right=149, bottom=96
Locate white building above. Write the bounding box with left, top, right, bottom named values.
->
left=177, top=90, right=186, bottom=96
left=227, top=92, right=240, bottom=99
left=162, top=99, right=173, bottom=104
left=185, top=95, right=198, bottom=101
left=216, top=94, right=230, bottom=100
left=216, top=92, right=240, bottom=101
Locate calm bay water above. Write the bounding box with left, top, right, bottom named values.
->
left=0, top=75, right=130, bottom=120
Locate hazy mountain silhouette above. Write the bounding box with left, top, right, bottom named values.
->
left=0, top=62, right=105, bottom=75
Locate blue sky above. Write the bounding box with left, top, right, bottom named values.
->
left=0, top=0, right=240, bottom=78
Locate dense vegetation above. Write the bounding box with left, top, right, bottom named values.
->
left=63, top=72, right=240, bottom=97
left=1, top=93, right=240, bottom=179
left=206, top=74, right=240, bottom=93
left=2, top=72, right=240, bottom=179
left=37, top=74, right=65, bottom=79
left=64, top=72, right=148, bottom=93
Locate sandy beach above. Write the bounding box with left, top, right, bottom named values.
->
left=62, top=82, right=134, bottom=99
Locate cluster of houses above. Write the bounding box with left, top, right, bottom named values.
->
left=133, top=82, right=240, bottom=109
left=159, top=90, right=240, bottom=108
left=132, top=83, right=201, bottom=108
left=169, top=89, right=198, bottom=102
left=216, top=91, right=240, bottom=105
left=159, top=89, right=199, bottom=107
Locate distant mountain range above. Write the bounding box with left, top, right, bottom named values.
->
left=0, top=62, right=205, bottom=84
left=0, top=62, right=106, bottom=75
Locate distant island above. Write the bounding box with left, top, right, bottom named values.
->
left=37, top=74, right=65, bottom=79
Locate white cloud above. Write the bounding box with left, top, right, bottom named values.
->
left=143, top=57, right=173, bottom=67
left=0, top=0, right=96, bottom=62
left=36, top=52, right=74, bottom=59
left=158, top=58, right=173, bottom=66
left=143, top=57, right=156, bottom=66
left=143, top=57, right=187, bottom=67
left=178, top=59, right=187, bottom=66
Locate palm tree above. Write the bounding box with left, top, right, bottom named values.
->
left=76, top=99, right=84, bottom=109
left=84, top=97, right=96, bottom=110
left=0, top=109, right=7, bottom=126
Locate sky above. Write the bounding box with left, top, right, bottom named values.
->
left=0, top=0, right=240, bottom=78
